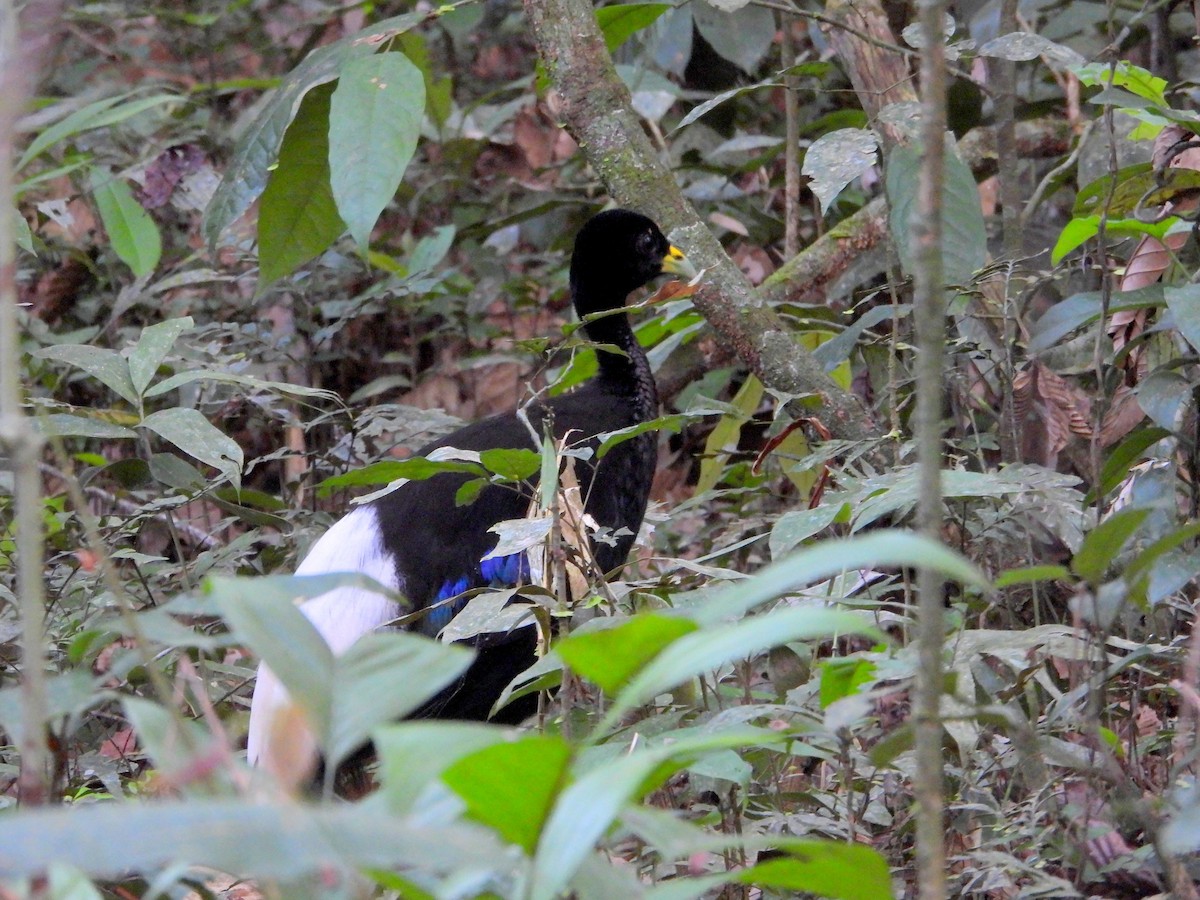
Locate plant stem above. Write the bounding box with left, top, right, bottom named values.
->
left=912, top=0, right=949, bottom=891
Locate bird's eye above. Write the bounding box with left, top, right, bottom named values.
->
left=636, top=230, right=654, bottom=254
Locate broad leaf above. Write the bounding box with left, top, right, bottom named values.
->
left=35, top=344, right=139, bottom=407
left=129, top=317, right=194, bottom=397
left=90, top=168, right=162, bottom=277
left=442, top=735, right=572, bottom=853
left=257, top=82, right=344, bottom=287
left=329, top=52, right=425, bottom=247
left=140, top=407, right=244, bottom=486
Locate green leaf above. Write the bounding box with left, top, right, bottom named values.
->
left=144, top=369, right=343, bottom=401
left=329, top=52, right=425, bottom=247
left=140, top=407, right=244, bottom=486
left=993, top=564, right=1072, bottom=588
left=1028, top=286, right=1164, bottom=353
left=35, top=344, right=139, bottom=407
left=18, top=92, right=181, bottom=171
left=479, top=447, right=541, bottom=481
left=316, top=457, right=485, bottom=496
left=597, top=606, right=881, bottom=733
left=203, top=11, right=430, bottom=246
left=211, top=577, right=338, bottom=731
left=1051, top=215, right=1172, bottom=265
left=530, top=728, right=771, bottom=900
left=32, top=413, right=138, bottom=440
left=556, top=614, right=698, bottom=694
left=1071, top=508, right=1151, bottom=585
left=597, top=3, right=671, bottom=51
left=0, top=799, right=511, bottom=880
left=442, top=735, right=572, bottom=853
left=817, top=658, right=876, bottom=708
left=886, top=140, right=986, bottom=286
left=90, top=168, right=162, bottom=277
left=699, top=530, right=988, bottom=626
left=697, top=375, right=762, bottom=494
left=326, top=633, right=473, bottom=770
left=1074, top=61, right=1167, bottom=106
left=129, top=316, right=194, bottom=397
left=374, top=721, right=507, bottom=813
left=1089, top=426, right=1173, bottom=502
left=13, top=205, right=33, bottom=254
left=1165, top=283, right=1200, bottom=354
left=734, top=842, right=893, bottom=900
left=692, top=3, right=776, bottom=73
left=257, top=82, right=344, bottom=287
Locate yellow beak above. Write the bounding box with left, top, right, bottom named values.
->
left=661, top=245, right=698, bottom=279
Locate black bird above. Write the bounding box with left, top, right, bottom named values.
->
left=247, top=209, right=694, bottom=768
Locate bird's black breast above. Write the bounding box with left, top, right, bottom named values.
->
left=370, top=378, right=657, bottom=617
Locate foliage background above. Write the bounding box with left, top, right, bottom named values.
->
left=2, top=0, right=1200, bottom=897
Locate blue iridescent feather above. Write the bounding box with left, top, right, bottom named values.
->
left=424, top=551, right=531, bottom=633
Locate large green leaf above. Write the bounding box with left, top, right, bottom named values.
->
left=885, top=140, right=986, bottom=286
left=128, top=316, right=194, bottom=397
left=374, top=721, right=508, bottom=813
left=442, top=735, right=573, bottom=853
left=203, top=11, right=430, bottom=246
left=329, top=52, right=425, bottom=247
left=35, top=344, right=139, bottom=407
left=692, top=3, right=775, bottom=72
left=257, top=82, right=344, bottom=287
left=140, top=407, right=243, bottom=486
left=556, top=614, right=698, bottom=694
left=90, top=168, right=162, bottom=277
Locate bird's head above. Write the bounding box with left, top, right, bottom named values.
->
left=569, top=209, right=695, bottom=317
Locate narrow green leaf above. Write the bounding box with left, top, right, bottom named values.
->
left=0, top=799, right=511, bottom=880
left=442, top=735, right=572, bottom=853
left=144, top=368, right=343, bottom=401
left=316, top=457, right=485, bottom=496
left=129, top=317, right=194, bottom=397
left=18, top=92, right=180, bottom=171
left=90, top=168, right=162, bottom=277
left=35, top=344, right=139, bottom=407
left=598, top=606, right=880, bottom=733
left=1071, top=508, right=1151, bottom=585
left=140, top=407, right=243, bottom=486
left=556, top=614, right=698, bottom=694
left=697, top=374, right=762, bottom=494
left=329, top=53, right=425, bottom=248
left=1028, top=287, right=1164, bottom=353
left=698, top=530, right=989, bottom=626
left=32, top=413, right=138, bottom=440
left=734, top=842, right=893, bottom=900
left=13, top=205, right=33, bottom=254
left=993, top=564, right=1072, bottom=588
left=257, top=82, right=344, bottom=287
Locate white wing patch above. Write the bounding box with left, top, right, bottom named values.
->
left=246, top=506, right=403, bottom=768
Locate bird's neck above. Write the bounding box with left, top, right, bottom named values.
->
left=576, top=292, right=658, bottom=417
